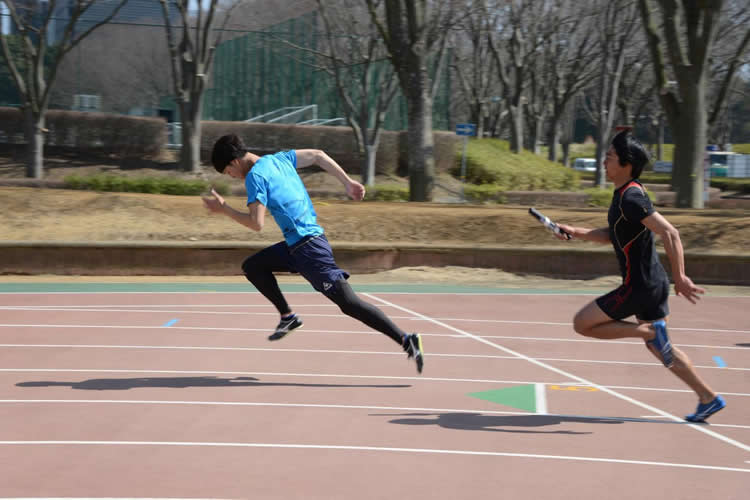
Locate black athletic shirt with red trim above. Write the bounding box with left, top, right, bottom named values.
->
left=607, top=180, right=667, bottom=287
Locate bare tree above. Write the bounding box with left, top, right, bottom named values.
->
left=541, top=2, right=598, bottom=163
left=365, top=0, right=456, bottom=201
left=451, top=0, right=498, bottom=140
left=485, top=0, right=550, bottom=154
left=0, top=0, right=129, bottom=178
left=159, top=0, right=242, bottom=172
left=582, top=0, right=640, bottom=188
left=638, top=0, right=724, bottom=208
left=292, top=0, right=401, bottom=186
left=707, top=0, right=750, bottom=147
left=51, top=23, right=172, bottom=115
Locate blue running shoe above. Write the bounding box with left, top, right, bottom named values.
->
left=647, top=319, right=674, bottom=368
left=685, top=395, right=726, bottom=423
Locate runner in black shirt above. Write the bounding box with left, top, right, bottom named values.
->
left=555, top=130, right=725, bottom=422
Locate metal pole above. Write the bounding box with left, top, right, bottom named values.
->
left=460, top=135, right=468, bottom=202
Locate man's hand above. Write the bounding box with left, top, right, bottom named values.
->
left=346, top=180, right=366, bottom=201
left=674, top=275, right=706, bottom=304
left=555, top=223, right=575, bottom=240
left=202, top=188, right=226, bottom=213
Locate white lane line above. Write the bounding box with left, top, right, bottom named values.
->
left=2, top=343, right=747, bottom=372
left=363, top=293, right=750, bottom=453
left=535, top=383, right=547, bottom=414
left=3, top=367, right=750, bottom=398
left=1, top=314, right=748, bottom=336
left=1, top=323, right=748, bottom=354
left=0, top=497, right=231, bottom=499
left=0, top=368, right=550, bottom=386
left=4, top=400, right=750, bottom=430
left=0, top=440, right=747, bottom=473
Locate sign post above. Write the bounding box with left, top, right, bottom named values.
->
left=705, top=145, right=717, bottom=205
left=455, top=123, right=477, bottom=201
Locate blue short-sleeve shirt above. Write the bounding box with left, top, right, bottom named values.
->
left=245, top=150, right=323, bottom=246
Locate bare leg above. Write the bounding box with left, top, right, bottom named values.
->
left=640, top=319, right=717, bottom=404
left=573, top=300, right=717, bottom=403
left=572, top=300, right=652, bottom=340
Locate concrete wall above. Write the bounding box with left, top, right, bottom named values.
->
left=1, top=241, right=747, bottom=286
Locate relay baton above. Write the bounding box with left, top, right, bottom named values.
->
left=528, top=207, right=571, bottom=240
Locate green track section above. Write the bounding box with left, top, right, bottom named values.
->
left=0, top=282, right=604, bottom=294
left=467, top=385, right=538, bottom=413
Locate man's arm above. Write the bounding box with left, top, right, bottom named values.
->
left=202, top=188, right=266, bottom=232
left=295, top=149, right=365, bottom=201
left=556, top=224, right=611, bottom=244
left=641, top=211, right=705, bottom=303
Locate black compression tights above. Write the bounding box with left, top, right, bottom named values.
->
left=244, top=267, right=405, bottom=346
left=326, top=279, right=406, bottom=346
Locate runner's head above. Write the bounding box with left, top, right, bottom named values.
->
left=211, top=134, right=247, bottom=173
left=611, top=130, right=650, bottom=179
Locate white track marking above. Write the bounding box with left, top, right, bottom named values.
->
left=4, top=366, right=749, bottom=399
left=0, top=323, right=747, bottom=354
left=1, top=343, right=746, bottom=372
left=2, top=307, right=749, bottom=334
left=362, top=293, right=750, bottom=453
left=535, top=383, right=547, bottom=414
left=3, top=400, right=749, bottom=430
left=0, top=440, right=747, bottom=473
left=0, top=368, right=547, bottom=385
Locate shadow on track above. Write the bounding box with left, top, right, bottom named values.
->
left=16, top=376, right=410, bottom=390
left=379, top=412, right=685, bottom=434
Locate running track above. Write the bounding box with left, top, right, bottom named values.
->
left=0, top=281, right=748, bottom=499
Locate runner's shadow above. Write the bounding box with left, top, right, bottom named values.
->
left=379, top=412, right=638, bottom=434
left=16, top=376, right=410, bottom=391
left=736, top=343, right=750, bottom=348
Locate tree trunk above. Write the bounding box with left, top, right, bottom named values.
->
left=531, top=116, right=543, bottom=155
left=546, top=118, right=560, bottom=163
left=179, top=96, right=203, bottom=173
left=23, top=108, right=44, bottom=179
left=406, top=90, right=435, bottom=202
left=670, top=88, right=707, bottom=208
left=561, top=141, right=571, bottom=168
left=509, top=105, right=523, bottom=153
left=363, top=143, right=378, bottom=187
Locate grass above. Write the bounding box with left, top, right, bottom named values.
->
left=64, top=174, right=230, bottom=196
left=455, top=138, right=580, bottom=191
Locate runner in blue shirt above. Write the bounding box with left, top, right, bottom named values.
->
left=555, top=130, right=725, bottom=422
left=202, top=134, right=424, bottom=373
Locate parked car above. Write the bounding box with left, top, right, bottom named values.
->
left=573, top=158, right=597, bottom=172
left=653, top=160, right=673, bottom=173
left=708, top=152, right=734, bottom=178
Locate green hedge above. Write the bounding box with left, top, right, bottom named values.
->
left=364, top=184, right=409, bottom=201
left=454, top=139, right=580, bottom=191
left=63, top=174, right=230, bottom=196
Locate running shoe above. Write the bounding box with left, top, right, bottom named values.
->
left=403, top=333, right=424, bottom=374
left=647, top=319, right=674, bottom=368
left=685, top=395, right=726, bottom=423
left=268, top=315, right=303, bottom=341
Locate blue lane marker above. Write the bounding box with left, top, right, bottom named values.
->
left=712, top=356, right=727, bottom=368
left=163, top=319, right=178, bottom=327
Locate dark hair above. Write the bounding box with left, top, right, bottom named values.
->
left=611, top=130, right=650, bottom=179
left=211, top=134, right=247, bottom=173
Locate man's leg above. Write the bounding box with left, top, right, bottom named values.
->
left=242, top=242, right=304, bottom=340
left=640, top=319, right=718, bottom=405
left=242, top=242, right=294, bottom=315
left=326, top=279, right=424, bottom=373
left=572, top=300, right=653, bottom=340
left=326, top=279, right=404, bottom=345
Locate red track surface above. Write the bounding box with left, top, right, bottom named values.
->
left=0, top=289, right=748, bottom=499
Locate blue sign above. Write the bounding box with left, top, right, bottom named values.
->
left=455, top=123, right=477, bottom=136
